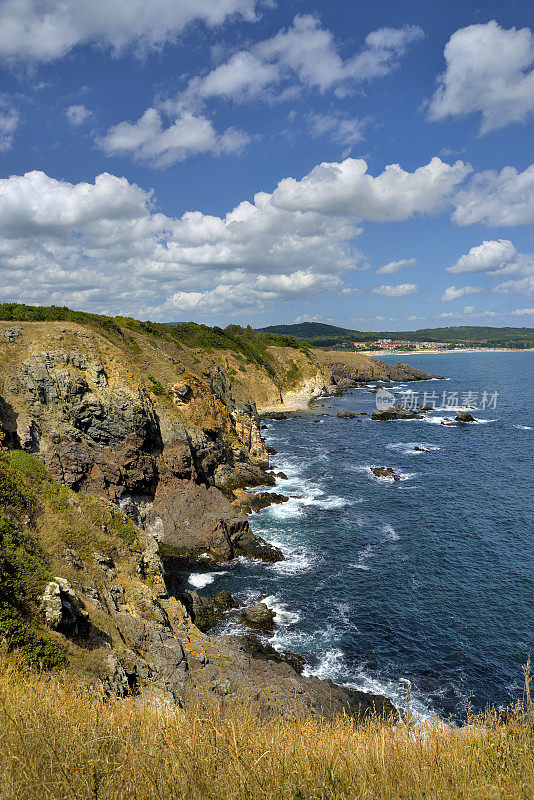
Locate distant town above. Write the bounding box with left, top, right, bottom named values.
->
left=350, top=338, right=443, bottom=351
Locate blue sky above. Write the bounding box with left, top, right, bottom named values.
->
left=0, top=0, right=533, bottom=329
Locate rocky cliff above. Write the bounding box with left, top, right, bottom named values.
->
left=0, top=315, right=435, bottom=720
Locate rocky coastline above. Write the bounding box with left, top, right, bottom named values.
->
left=0, top=321, right=439, bottom=721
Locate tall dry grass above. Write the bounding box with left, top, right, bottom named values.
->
left=0, top=660, right=533, bottom=800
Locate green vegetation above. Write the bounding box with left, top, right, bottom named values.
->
left=0, top=451, right=139, bottom=669
left=0, top=454, right=66, bottom=668
left=147, top=374, right=166, bottom=396
left=0, top=303, right=304, bottom=378
left=262, top=322, right=534, bottom=349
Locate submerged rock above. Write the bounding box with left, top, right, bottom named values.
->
left=371, top=466, right=401, bottom=481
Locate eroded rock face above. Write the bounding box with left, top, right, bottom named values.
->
left=147, top=479, right=283, bottom=562
left=40, top=578, right=88, bottom=635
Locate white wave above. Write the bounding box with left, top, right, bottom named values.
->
left=303, top=647, right=346, bottom=680
left=383, top=523, right=399, bottom=541
left=262, top=594, right=300, bottom=626
left=188, top=571, right=226, bottom=589
left=386, top=442, right=442, bottom=455
left=351, top=543, right=375, bottom=571
left=513, top=424, right=533, bottom=430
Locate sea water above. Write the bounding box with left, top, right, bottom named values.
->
left=189, top=352, right=534, bottom=720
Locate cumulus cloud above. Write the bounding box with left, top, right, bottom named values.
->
left=181, top=16, right=424, bottom=103
left=428, top=21, right=534, bottom=134
left=452, top=164, right=534, bottom=226
left=493, top=276, right=534, bottom=296
left=101, top=16, right=423, bottom=165
left=441, top=285, right=482, bottom=302
left=447, top=240, right=517, bottom=273
left=0, top=97, right=19, bottom=151
left=0, top=169, right=363, bottom=318
left=511, top=307, right=534, bottom=316
left=66, top=104, right=92, bottom=126
left=371, top=283, right=418, bottom=297
left=272, top=156, right=471, bottom=221
left=0, top=0, right=258, bottom=63
left=447, top=240, right=534, bottom=299
left=376, top=257, right=416, bottom=274
left=97, top=108, right=249, bottom=167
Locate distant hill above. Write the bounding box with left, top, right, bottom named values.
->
left=261, top=323, right=534, bottom=348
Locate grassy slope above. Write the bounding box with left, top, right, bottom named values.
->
left=0, top=450, right=140, bottom=675
left=1, top=661, right=533, bottom=800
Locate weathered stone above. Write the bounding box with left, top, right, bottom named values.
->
left=240, top=602, right=276, bottom=631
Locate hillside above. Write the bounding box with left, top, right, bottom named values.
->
left=0, top=305, right=438, bottom=715
left=263, top=322, right=534, bottom=348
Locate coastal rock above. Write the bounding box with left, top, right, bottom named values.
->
left=238, top=634, right=305, bottom=674
left=147, top=479, right=283, bottom=562
left=178, top=589, right=237, bottom=632
left=261, top=411, right=287, bottom=420
left=455, top=411, right=476, bottom=423
left=337, top=411, right=358, bottom=419
left=232, top=489, right=289, bottom=514
left=371, top=466, right=401, bottom=481
left=371, top=405, right=421, bottom=421
left=276, top=471, right=288, bottom=479
left=240, top=602, right=276, bottom=631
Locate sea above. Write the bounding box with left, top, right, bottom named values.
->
left=186, top=352, right=534, bottom=721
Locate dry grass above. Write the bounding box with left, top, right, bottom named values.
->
left=0, top=662, right=533, bottom=800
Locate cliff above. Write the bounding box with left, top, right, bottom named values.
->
left=0, top=312, right=436, bottom=719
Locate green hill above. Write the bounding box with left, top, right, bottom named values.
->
left=261, top=323, right=534, bottom=349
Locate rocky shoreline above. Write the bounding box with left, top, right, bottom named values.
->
left=0, top=322, right=440, bottom=721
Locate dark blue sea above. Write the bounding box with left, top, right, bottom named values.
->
left=191, top=352, right=534, bottom=720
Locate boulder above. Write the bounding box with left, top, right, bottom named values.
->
left=240, top=602, right=276, bottom=631
left=40, top=578, right=88, bottom=636
left=261, top=411, right=287, bottom=420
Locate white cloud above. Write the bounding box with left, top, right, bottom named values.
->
left=428, top=21, right=534, bottom=134
left=97, top=108, right=249, bottom=167
left=103, top=17, right=422, bottom=165
left=493, top=276, right=534, bottom=296
left=371, top=283, right=418, bottom=297
left=66, top=104, right=92, bottom=126
left=376, top=257, right=416, bottom=274
left=511, top=307, right=534, bottom=316
left=452, top=164, right=534, bottom=226
left=441, top=285, right=482, bottom=302
left=308, top=112, right=369, bottom=149
left=272, top=156, right=471, bottom=221
left=447, top=240, right=534, bottom=299
left=440, top=308, right=496, bottom=319
left=0, top=0, right=258, bottom=63
left=0, top=97, right=19, bottom=151
left=0, top=169, right=365, bottom=318
left=407, top=314, right=425, bottom=321
left=447, top=239, right=517, bottom=273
